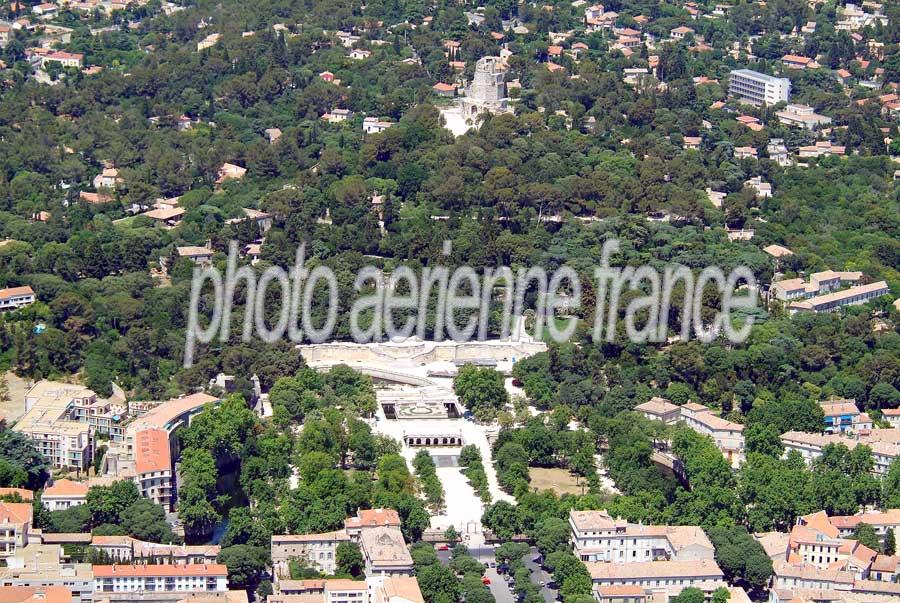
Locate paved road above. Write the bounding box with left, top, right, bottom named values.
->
left=485, top=567, right=516, bottom=603
left=523, top=547, right=558, bottom=603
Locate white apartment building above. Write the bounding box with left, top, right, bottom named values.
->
left=775, top=104, right=831, bottom=129
left=0, top=544, right=93, bottom=603
left=41, top=480, right=88, bottom=511
left=92, top=564, right=228, bottom=597
left=0, top=503, right=33, bottom=557
left=789, top=281, right=890, bottom=314
left=772, top=270, right=864, bottom=302
left=586, top=559, right=725, bottom=599
left=781, top=431, right=900, bottom=476
left=0, top=286, right=36, bottom=311
left=15, top=382, right=97, bottom=471
left=729, top=69, right=791, bottom=106
left=882, top=409, right=900, bottom=429
left=275, top=576, right=424, bottom=603
left=679, top=403, right=745, bottom=467
left=771, top=560, right=854, bottom=592
left=569, top=510, right=714, bottom=563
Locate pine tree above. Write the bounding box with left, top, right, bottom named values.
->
left=884, top=528, right=896, bottom=556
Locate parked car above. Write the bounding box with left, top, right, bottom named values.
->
left=437, top=544, right=450, bottom=551
left=482, top=577, right=491, bottom=585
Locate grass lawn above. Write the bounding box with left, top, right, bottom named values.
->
left=528, top=467, right=585, bottom=495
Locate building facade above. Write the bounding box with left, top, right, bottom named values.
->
left=729, top=69, right=791, bottom=105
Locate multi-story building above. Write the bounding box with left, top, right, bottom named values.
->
left=271, top=531, right=351, bottom=576
left=133, top=429, right=173, bottom=509
left=272, top=509, right=413, bottom=580
left=569, top=510, right=714, bottom=564
left=633, top=398, right=680, bottom=425
left=41, top=480, right=89, bottom=511
left=14, top=382, right=97, bottom=471
left=273, top=577, right=424, bottom=603
left=729, top=69, right=791, bottom=106
left=0, top=287, right=36, bottom=312
left=0, top=544, right=93, bottom=603
left=92, top=564, right=228, bottom=599
left=772, top=271, right=863, bottom=302
left=789, top=281, right=890, bottom=314
left=775, top=104, right=831, bottom=129
left=102, top=392, right=219, bottom=510
left=586, top=559, right=725, bottom=599
left=820, top=400, right=864, bottom=434
left=90, top=535, right=219, bottom=565
left=883, top=409, right=900, bottom=429
left=782, top=431, right=900, bottom=476
left=0, top=503, right=33, bottom=557
left=679, top=403, right=745, bottom=468
left=344, top=509, right=402, bottom=538
left=359, top=527, right=414, bottom=577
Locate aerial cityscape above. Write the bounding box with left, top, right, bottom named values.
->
left=0, top=1, right=899, bottom=603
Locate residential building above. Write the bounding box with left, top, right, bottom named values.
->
left=797, top=141, right=846, bottom=158
left=344, top=509, right=402, bottom=538
left=0, top=586, right=72, bottom=603
left=734, top=146, right=757, bottom=160
left=0, top=287, right=35, bottom=312
left=14, top=381, right=97, bottom=471
left=882, top=408, right=900, bottom=429
left=772, top=270, right=864, bottom=301
left=363, top=117, right=394, bottom=134
left=789, top=281, right=890, bottom=314
left=271, top=531, right=351, bottom=577
left=775, top=104, right=831, bottom=129
left=322, top=109, right=353, bottom=124
left=432, top=83, right=456, bottom=97
left=771, top=560, right=854, bottom=592
left=90, top=535, right=219, bottom=565
left=274, top=577, right=423, bottom=603
left=633, top=398, right=680, bottom=425
left=93, top=168, right=121, bottom=190
left=359, top=527, right=414, bottom=577
left=92, top=564, right=228, bottom=599
left=141, top=206, right=185, bottom=228
left=767, top=139, right=791, bottom=166
left=133, top=429, right=173, bottom=509
left=177, top=246, right=215, bottom=266
left=782, top=55, right=817, bottom=70
left=820, top=400, right=862, bottom=434
left=680, top=403, right=745, bottom=467
left=0, top=545, right=93, bottom=602
left=0, top=489, right=33, bottom=502
left=79, top=191, right=113, bottom=205
left=568, top=510, right=714, bottom=564
left=744, top=176, right=772, bottom=198
left=781, top=432, right=900, bottom=476
left=41, top=480, right=88, bottom=511
left=0, top=503, right=32, bottom=557
left=670, top=26, right=694, bottom=40
left=215, top=163, right=246, bottom=186
left=729, top=69, right=791, bottom=105
left=586, top=559, right=725, bottom=599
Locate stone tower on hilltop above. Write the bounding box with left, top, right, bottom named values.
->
left=460, top=56, right=510, bottom=119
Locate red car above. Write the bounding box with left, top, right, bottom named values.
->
left=481, top=577, right=491, bottom=585
left=437, top=544, right=449, bottom=551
